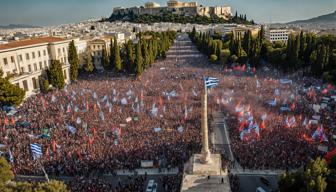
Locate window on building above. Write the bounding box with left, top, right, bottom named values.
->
left=19, top=55, right=23, bottom=62
left=63, top=47, right=65, bottom=53
left=34, top=63, right=37, bottom=71
left=93, top=45, right=96, bottom=49
left=21, top=67, right=24, bottom=73
left=44, top=61, right=47, bottom=68
left=32, top=52, right=35, bottom=59
left=10, top=56, right=15, bottom=63
left=58, top=48, right=61, bottom=55
left=64, top=57, right=67, bottom=63
left=3, top=58, right=8, bottom=65
left=39, top=62, right=42, bottom=70
left=26, top=53, right=30, bottom=60
left=38, top=51, right=41, bottom=57
left=97, top=45, right=100, bottom=49
left=63, top=70, right=67, bottom=79
left=22, top=80, right=29, bottom=91
left=28, top=65, right=32, bottom=72
left=32, top=77, right=37, bottom=90
left=43, top=50, right=46, bottom=56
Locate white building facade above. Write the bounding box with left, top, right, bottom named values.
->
left=265, top=28, right=292, bottom=43
left=0, top=37, right=71, bottom=97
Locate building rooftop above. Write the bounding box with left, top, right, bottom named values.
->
left=0, top=36, right=66, bottom=51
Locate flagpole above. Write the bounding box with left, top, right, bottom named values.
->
left=201, top=77, right=211, bottom=164
left=38, top=160, right=49, bottom=182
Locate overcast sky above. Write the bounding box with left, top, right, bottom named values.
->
left=0, top=0, right=335, bottom=26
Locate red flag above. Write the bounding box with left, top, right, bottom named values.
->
left=11, top=117, right=15, bottom=126
left=94, top=104, right=97, bottom=113
left=88, top=137, right=94, bottom=145
left=92, top=127, right=97, bottom=139
left=260, top=121, right=265, bottom=129
left=252, top=67, right=256, bottom=73
left=45, top=147, right=50, bottom=160
left=4, top=117, right=8, bottom=125
left=52, top=140, right=57, bottom=152
left=159, top=97, right=163, bottom=106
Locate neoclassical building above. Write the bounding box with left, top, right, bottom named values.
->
left=0, top=37, right=71, bottom=97
left=113, top=0, right=232, bottom=19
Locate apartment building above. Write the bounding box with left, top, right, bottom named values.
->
left=265, top=27, right=293, bottom=43
left=0, top=37, right=71, bottom=96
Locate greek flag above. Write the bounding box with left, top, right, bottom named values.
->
left=205, top=77, right=219, bottom=89
left=30, top=143, right=42, bottom=160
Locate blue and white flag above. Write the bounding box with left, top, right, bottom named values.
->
left=268, top=98, right=277, bottom=107
left=66, top=125, right=76, bottom=134
left=8, top=149, right=14, bottom=163
left=205, top=77, right=219, bottom=89
left=30, top=143, right=42, bottom=160
left=99, top=111, right=105, bottom=121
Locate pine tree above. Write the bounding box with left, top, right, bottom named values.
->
left=0, top=70, right=26, bottom=106
left=142, top=40, right=150, bottom=68
left=109, top=38, right=114, bottom=69
left=102, top=48, right=109, bottom=70
left=259, top=25, right=265, bottom=44
left=125, top=40, right=134, bottom=73
left=48, top=60, right=65, bottom=89
left=113, top=36, right=122, bottom=72
left=83, top=49, right=94, bottom=73
left=68, top=40, right=79, bottom=82
left=135, top=42, right=143, bottom=76
left=299, top=31, right=306, bottom=60
left=243, top=30, right=252, bottom=56
left=149, top=40, right=154, bottom=66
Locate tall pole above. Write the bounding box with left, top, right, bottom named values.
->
left=201, top=81, right=211, bottom=164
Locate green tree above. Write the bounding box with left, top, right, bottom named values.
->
left=48, top=60, right=65, bottom=89
left=243, top=30, right=252, bottom=56
left=83, top=49, right=94, bottom=73
left=125, top=40, right=134, bottom=73
left=113, top=36, right=122, bottom=72
left=68, top=40, right=79, bottom=82
left=210, top=54, right=218, bottom=63
left=35, top=180, right=68, bottom=192
left=305, top=157, right=329, bottom=192
left=229, top=54, right=238, bottom=63
left=0, top=157, right=14, bottom=185
left=102, top=48, right=109, bottom=70
left=299, top=31, right=306, bottom=60
left=220, top=49, right=231, bottom=65
left=279, top=171, right=305, bottom=192
left=135, top=42, right=143, bottom=76
left=0, top=70, right=25, bottom=106
left=109, top=39, right=114, bottom=69
left=39, top=78, right=50, bottom=94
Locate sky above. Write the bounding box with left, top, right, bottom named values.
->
left=0, top=0, right=335, bottom=26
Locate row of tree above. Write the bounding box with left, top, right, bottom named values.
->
left=105, top=11, right=255, bottom=25
left=0, top=157, right=68, bottom=192
left=82, top=31, right=176, bottom=76
left=190, top=27, right=336, bottom=82
left=279, top=157, right=336, bottom=192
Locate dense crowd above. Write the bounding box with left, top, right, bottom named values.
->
left=1, top=33, right=335, bottom=191
left=218, top=68, right=336, bottom=170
